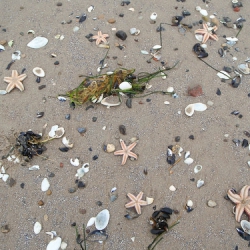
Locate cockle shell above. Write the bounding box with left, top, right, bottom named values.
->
left=41, top=178, right=50, bottom=191
left=34, top=222, right=42, bottom=234
left=185, top=104, right=195, bottom=116
left=27, top=37, right=48, bottom=48
left=33, top=67, right=45, bottom=77
left=146, top=197, right=154, bottom=205
left=46, top=237, right=62, bottom=250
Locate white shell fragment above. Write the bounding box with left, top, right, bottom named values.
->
left=150, top=12, right=157, bottom=21
left=46, top=231, right=57, bottom=239
left=70, top=158, right=80, bottom=167
left=152, top=45, right=162, bottom=50
left=146, top=197, right=154, bottom=205
left=200, top=9, right=208, bottom=17
left=195, top=34, right=203, bottom=42
left=164, top=101, right=170, bottom=105
left=197, top=179, right=204, bottom=188
left=29, top=165, right=40, bottom=171
left=60, top=242, right=68, bottom=249
left=48, top=125, right=65, bottom=138
left=217, top=71, right=230, bottom=79
left=33, top=67, right=45, bottom=77
left=106, top=144, right=115, bottom=153
left=95, top=209, right=110, bottom=230
left=141, top=50, right=149, bottom=55
left=0, top=45, right=5, bottom=51
left=238, top=63, right=250, bottom=75
left=41, top=178, right=50, bottom=191
left=166, top=87, right=174, bottom=93
left=185, top=151, right=190, bottom=159
left=119, top=81, right=132, bottom=90
left=193, top=103, right=207, bottom=112
left=12, top=50, right=21, bottom=60
left=73, top=26, right=79, bottom=32
left=111, top=187, right=117, bottom=193
left=0, top=166, right=9, bottom=182
left=46, top=237, right=62, bottom=250
left=185, top=104, right=195, bottom=116
left=75, top=163, right=89, bottom=179
left=241, top=220, right=250, bottom=235
left=186, top=200, right=193, bottom=207
left=87, top=217, right=96, bottom=227
left=169, top=185, right=176, bottom=191
left=27, top=37, right=48, bottom=48
left=34, top=222, right=42, bottom=234
left=101, top=96, right=121, bottom=107
left=62, top=136, right=73, bottom=148
left=194, top=165, right=202, bottom=173
left=0, top=90, right=7, bottom=95
left=184, top=158, right=194, bottom=165
left=88, top=5, right=94, bottom=12
left=226, top=37, right=238, bottom=42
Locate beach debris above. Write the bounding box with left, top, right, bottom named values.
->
left=125, top=192, right=147, bottom=214
left=150, top=12, right=157, bottom=24
left=48, top=125, right=65, bottom=138
left=70, top=158, right=80, bottom=167
left=34, top=222, right=42, bottom=234
left=207, top=200, right=217, bottom=208
left=185, top=104, right=195, bottom=117
left=62, top=136, right=73, bottom=148
left=33, top=67, right=45, bottom=83
left=241, top=220, right=250, bottom=235
left=46, top=237, right=62, bottom=250
left=1, top=224, right=10, bottom=233
left=193, top=43, right=208, bottom=58
left=236, top=227, right=250, bottom=241
left=116, top=30, right=127, bottom=41
left=238, top=63, right=250, bottom=75
left=60, top=242, right=67, bottom=249
left=27, top=37, right=48, bottom=48
left=194, top=23, right=218, bottom=44
left=186, top=200, right=193, bottom=207
left=41, top=178, right=50, bottom=191
left=29, top=165, right=40, bottom=170
left=0, top=45, right=5, bottom=51
left=194, top=165, right=202, bottom=173
left=103, top=144, right=116, bottom=153
left=0, top=166, right=9, bottom=182
left=0, top=90, right=7, bottom=95
left=12, top=50, right=21, bottom=60
left=75, top=163, right=89, bottom=179
left=119, top=81, right=132, bottom=90
left=188, top=85, right=203, bottom=97
left=146, top=197, right=154, bottom=205
left=197, top=179, right=204, bottom=188
left=78, top=13, right=87, bottom=23
left=169, top=185, right=176, bottom=191
left=129, top=28, right=140, bottom=35
left=185, top=103, right=207, bottom=116
left=4, top=70, right=27, bottom=93
left=88, top=5, right=94, bottom=12
left=95, top=209, right=110, bottom=230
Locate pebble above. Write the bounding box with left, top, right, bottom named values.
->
left=79, top=208, right=86, bottom=214
left=92, top=155, right=98, bottom=160
left=7, top=178, right=16, bottom=187
left=38, top=85, right=46, bottom=90
left=116, top=30, right=127, bottom=41
left=175, top=136, right=180, bottom=142
left=20, top=183, right=25, bottom=189
left=96, top=201, right=103, bottom=206
left=46, top=190, right=52, bottom=195
left=0, top=40, right=7, bottom=45
left=78, top=127, right=86, bottom=134
left=56, top=2, right=62, bottom=6
left=78, top=181, right=85, bottom=188
left=108, top=18, right=116, bottom=24
left=86, top=105, right=94, bottom=110
left=1, top=225, right=10, bottom=233
left=38, top=200, right=44, bottom=206
left=188, top=85, right=203, bottom=97
left=54, top=61, right=59, bottom=65
left=189, top=135, right=195, bottom=140
left=119, top=125, right=126, bottom=135
left=68, top=187, right=77, bottom=193
left=207, top=100, right=214, bottom=106
left=207, top=200, right=217, bottom=207
left=48, top=172, right=55, bottom=178
left=110, top=194, right=118, bottom=202
left=216, top=88, right=221, bottom=96
left=44, top=214, right=48, bottom=221
left=65, top=114, right=70, bottom=120
left=92, top=117, right=97, bottom=122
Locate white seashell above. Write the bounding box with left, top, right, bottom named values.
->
left=238, top=63, right=250, bottom=75
left=141, top=50, right=149, bottom=55
left=95, top=209, right=110, bottom=230
left=34, top=222, right=42, bottom=234
left=101, top=96, right=121, bottom=107
left=0, top=173, right=9, bottom=182
left=131, top=237, right=135, bottom=242
left=87, top=217, right=96, bottom=227
left=197, top=179, right=204, bottom=188
left=0, top=45, right=5, bottom=51
left=102, top=126, right=106, bottom=130
left=119, top=81, right=132, bottom=90
left=106, top=71, right=114, bottom=75
left=106, top=144, right=115, bottom=153
left=0, top=90, right=7, bottom=95
left=88, top=5, right=94, bottom=12
left=62, top=136, right=73, bottom=148
left=185, top=104, right=195, bottom=116
left=46, top=237, right=62, bottom=250
left=184, top=158, right=194, bottom=165
left=217, top=71, right=230, bottom=79
left=46, top=231, right=57, bottom=239
left=193, top=103, right=207, bottom=112
left=241, top=220, right=250, bottom=235
left=27, top=37, right=48, bottom=48
left=49, top=125, right=65, bottom=138
left=130, top=28, right=137, bottom=35
left=7, top=156, right=12, bottom=161
left=29, top=165, right=40, bottom=171
left=195, top=34, right=203, bottom=42
left=195, top=6, right=202, bottom=11
left=12, top=50, right=21, bottom=60
left=92, top=93, right=104, bottom=103
left=200, top=9, right=208, bottom=17
left=247, top=161, right=250, bottom=167
left=75, top=163, right=89, bottom=178
left=58, top=96, right=66, bottom=102
left=185, top=151, right=190, bottom=159
left=70, top=158, right=80, bottom=167
left=232, top=57, right=237, bottom=61
left=27, top=30, right=35, bottom=35
left=201, top=44, right=207, bottom=49
left=169, top=185, right=176, bottom=191
left=226, top=37, right=238, bottom=42
left=194, top=165, right=202, bottom=173
left=128, top=8, right=134, bottom=11
left=152, top=45, right=162, bottom=50
left=59, top=35, right=65, bottom=41
left=146, top=83, right=152, bottom=89
left=146, top=197, right=154, bottom=205
left=186, top=200, right=193, bottom=207
left=111, top=187, right=117, bottom=193
left=150, top=12, right=157, bottom=21
left=207, top=200, right=217, bottom=207
left=178, top=147, right=183, bottom=156
left=164, top=101, right=170, bottom=105
left=14, top=157, right=20, bottom=164
left=41, top=178, right=50, bottom=191
left=33, top=67, right=45, bottom=77
left=60, top=242, right=68, bottom=249
left=166, top=87, right=174, bottom=93
left=73, top=26, right=79, bottom=32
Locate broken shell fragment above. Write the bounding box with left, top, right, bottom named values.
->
left=150, top=12, right=157, bottom=21
left=48, top=125, right=65, bottom=138
left=166, top=87, right=174, bottom=93
left=95, top=209, right=110, bottom=230
left=41, top=178, right=50, bottom=191
left=27, top=36, right=48, bottom=48
left=152, top=45, right=162, bottom=50
left=217, top=71, right=230, bottom=79
left=186, top=200, right=193, bottom=207
left=193, top=103, right=207, bottom=111
left=146, top=197, right=154, bottom=205
left=238, top=63, right=250, bottom=75
left=101, top=96, right=121, bottom=107
left=105, top=144, right=115, bottom=153
left=29, top=165, right=40, bottom=171
left=185, top=104, right=195, bottom=116
left=70, top=158, right=80, bottom=167
left=33, top=67, right=45, bottom=77
left=46, top=237, right=62, bottom=250
left=34, top=222, right=42, bottom=234
left=197, top=179, right=204, bottom=188
left=60, top=242, right=68, bottom=250
left=62, top=136, right=73, bottom=148
left=226, top=37, right=238, bottom=42
left=12, top=51, right=21, bottom=60
left=194, top=165, right=202, bottom=173
left=241, top=220, right=250, bottom=235
left=184, top=158, right=194, bottom=165
left=169, top=185, right=176, bottom=191
left=87, top=217, right=96, bottom=227
left=75, top=163, right=89, bottom=179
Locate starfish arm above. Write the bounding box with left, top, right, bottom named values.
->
left=138, top=200, right=148, bottom=206
left=3, top=77, right=13, bottom=83
left=100, top=38, right=107, bottom=44
left=127, top=142, right=137, bottom=151
left=235, top=204, right=244, bottom=222
left=240, top=185, right=250, bottom=199
left=120, top=139, right=127, bottom=151
left=135, top=203, right=141, bottom=214
left=194, top=29, right=206, bottom=34
left=114, top=150, right=125, bottom=155
left=15, top=82, right=24, bottom=91
left=102, top=34, right=109, bottom=38
left=127, top=193, right=137, bottom=202
left=125, top=200, right=136, bottom=208
left=228, top=190, right=242, bottom=204
left=12, top=70, right=18, bottom=77
left=121, top=153, right=128, bottom=165
left=137, top=191, right=143, bottom=201
left=244, top=205, right=250, bottom=217
left=202, top=33, right=210, bottom=43
left=18, top=74, right=27, bottom=81
left=6, top=83, right=15, bottom=93
left=210, top=34, right=218, bottom=41
left=127, top=152, right=137, bottom=159
left=203, top=23, right=209, bottom=30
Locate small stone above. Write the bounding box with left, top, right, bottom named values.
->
left=20, top=183, right=25, bottom=189
left=110, top=194, right=118, bottom=202
left=96, top=201, right=102, bottom=206
left=68, top=187, right=77, bottom=193
left=175, top=136, right=180, bottom=142
left=92, top=117, right=97, bottom=122
left=190, top=178, right=195, bottom=182
left=86, top=105, right=94, bottom=110
left=238, top=114, right=243, bottom=119
left=108, top=18, right=116, bottom=24
left=38, top=85, right=46, bottom=90
left=207, top=200, right=217, bottom=207
left=7, top=178, right=16, bottom=187
left=223, top=66, right=232, bottom=73
left=188, top=85, right=203, bottom=97
left=78, top=181, right=86, bottom=188
left=44, top=214, right=48, bottom=221
left=79, top=208, right=86, bottom=214
left=119, top=125, right=126, bottom=135
left=189, top=135, right=194, bottom=140
left=0, top=40, right=7, bottom=45
left=48, top=172, right=55, bottom=178
left=207, top=100, right=214, bottom=106
left=119, top=13, right=124, bottom=17
left=78, top=127, right=86, bottom=134
left=54, top=61, right=59, bottom=65
left=216, top=88, right=221, bottom=96
left=65, top=114, right=70, bottom=120
left=1, top=225, right=10, bottom=233
left=146, top=98, right=151, bottom=102
left=116, top=30, right=127, bottom=41
left=46, top=190, right=52, bottom=195
left=92, top=155, right=98, bottom=160
left=38, top=200, right=44, bottom=206
left=60, top=162, right=64, bottom=168
left=56, top=2, right=62, bottom=6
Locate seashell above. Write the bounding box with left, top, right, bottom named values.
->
left=184, top=158, right=194, bottom=165
left=92, top=93, right=104, bottom=103
left=194, top=165, right=202, bottom=173
left=0, top=90, right=7, bottom=95
left=106, top=71, right=114, bottom=75
left=27, top=36, right=48, bottom=48
left=75, top=163, right=89, bottom=178
left=187, top=200, right=193, bottom=207
left=62, top=136, right=73, bottom=148
left=226, top=37, right=238, bottom=42
left=241, top=220, right=250, bottom=235
left=70, top=158, right=80, bottom=167
left=128, top=8, right=134, bottom=11
left=199, top=9, right=208, bottom=17
left=87, top=217, right=96, bottom=227
left=33, top=67, right=45, bottom=77
left=95, top=209, right=110, bottom=230
left=217, top=71, right=230, bottom=79
left=46, top=237, right=62, bottom=250
left=150, top=12, right=157, bottom=21
left=141, top=50, right=149, bottom=55
left=152, top=45, right=162, bottom=50
left=29, top=165, right=40, bottom=171
left=27, top=30, right=35, bottom=35
left=0, top=44, right=5, bottom=51
left=193, top=103, right=207, bottom=112
left=184, top=151, right=190, bottom=159
left=106, top=144, right=115, bottom=153
left=197, top=179, right=204, bottom=188
left=131, top=237, right=135, bottom=242
left=111, top=187, right=117, bottom=193
left=185, top=104, right=195, bottom=116
left=201, top=44, right=207, bottom=49
left=247, top=161, right=250, bottom=167
left=60, top=242, right=67, bottom=250
left=41, top=178, right=50, bottom=191
left=46, top=231, right=57, bottom=239
left=48, top=125, right=65, bottom=138
left=195, top=6, right=201, bottom=11
left=58, top=96, right=66, bottom=102
left=238, top=63, right=250, bottom=75
left=146, top=197, right=154, bottom=205
left=207, top=200, right=217, bottom=208
left=73, top=26, right=79, bottom=32
left=34, top=222, right=42, bottom=234
left=88, top=5, right=94, bottom=12
left=0, top=173, right=9, bottom=182
left=130, top=28, right=137, bottom=35
left=12, top=50, right=21, bottom=60
left=59, top=35, right=65, bottom=41
left=169, top=185, right=176, bottom=191
left=164, top=101, right=170, bottom=105
left=119, top=81, right=132, bottom=90
left=166, top=87, right=174, bottom=93
left=195, top=34, right=203, bottom=42
left=101, top=96, right=121, bottom=107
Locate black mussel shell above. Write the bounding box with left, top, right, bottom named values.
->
left=186, top=206, right=194, bottom=213
left=231, top=110, right=240, bottom=115
left=87, top=229, right=108, bottom=242
left=59, top=147, right=69, bottom=152
left=231, top=75, right=241, bottom=88
left=152, top=210, right=160, bottom=218
left=167, top=154, right=175, bottom=165
left=160, top=207, right=173, bottom=215
left=79, top=13, right=87, bottom=23
left=193, top=43, right=208, bottom=58
left=242, top=139, right=249, bottom=148
left=197, top=52, right=208, bottom=58
left=244, top=131, right=250, bottom=138
left=157, top=221, right=168, bottom=229
left=236, top=228, right=250, bottom=241
left=70, top=102, right=75, bottom=110
left=172, top=16, right=183, bottom=26
left=150, top=229, right=165, bottom=235
left=159, top=213, right=171, bottom=220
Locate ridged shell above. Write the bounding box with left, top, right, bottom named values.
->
left=33, top=67, right=45, bottom=77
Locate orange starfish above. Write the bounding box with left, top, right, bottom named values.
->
left=92, top=31, right=109, bottom=45
left=125, top=192, right=148, bottom=214
left=4, top=70, right=27, bottom=93
left=114, top=139, right=137, bottom=165
left=227, top=185, right=250, bottom=222
left=194, top=23, right=218, bottom=44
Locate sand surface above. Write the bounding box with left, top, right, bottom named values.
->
left=1, top=0, right=250, bottom=249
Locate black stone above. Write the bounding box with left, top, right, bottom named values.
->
left=96, top=201, right=103, bottom=206
left=116, top=30, right=127, bottom=41
left=48, top=172, right=55, bottom=178
left=126, top=98, right=132, bottom=108
left=92, top=117, right=97, bottom=122
left=65, top=114, right=70, bottom=120
left=54, top=61, right=59, bottom=65
left=92, top=155, right=98, bottom=160
left=175, top=136, right=180, bottom=142
left=146, top=98, right=151, bottom=102
left=242, top=139, right=249, bottom=148
left=78, top=181, right=85, bottom=188
left=182, top=10, right=191, bottom=17
left=78, top=127, right=86, bottom=134
left=238, top=114, right=243, bottom=119
left=79, top=14, right=87, bottom=23
left=59, top=147, right=69, bottom=152
left=119, top=125, right=126, bottom=135
left=36, top=112, right=44, bottom=118
left=38, top=85, right=46, bottom=90
left=223, top=66, right=232, bottom=73
left=20, top=183, right=25, bottom=189
left=190, top=178, right=195, bottom=182
left=189, top=135, right=194, bottom=140
left=216, top=88, right=221, bottom=96
left=119, top=13, right=124, bottom=17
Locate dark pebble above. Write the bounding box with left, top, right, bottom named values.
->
left=79, top=208, right=86, bottom=214
left=36, top=76, right=41, bottom=83
left=198, top=20, right=203, bottom=24
left=70, top=102, right=75, bottom=110
left=79, top=14, right=87, bottom=23
left=238, top=114, right=243, bottom=119
left=121, top=1, right=130, bottom=6
left=48, top=172, right=55, bottom=178
left=92, top=155, right=98, bottom=160
left=56, top=2, right=62, bottom=6
left=146, top=98, right=151, bottom=102
left=20, top=183, right=25, bottom=189
left=92, top=117, right=97, bottom=122
left=71, top=222, right=76, bottom=227
left=216, top=88, right=221, bottom=96
left=223, top=66, right=232, bottom=73
left=182, top=10, right=191, bottom=17
left=75, top=179, right=79, bottom=184
left=68, top=187, right=77, bottom=193
left=2, top=28, right=7, bottom=32
left=119, top=125, right=126, bottom=135
left=59, top=147, right=69, bottom=152
left=38, top=85, right=46, bottom=90
left=54, top=61, right=59, bottom=65
left=242, top=139, right=249, bottom=148
left=175, top=136, right=180, bottom=142
left=147, top=59, right=151, bottom=63
left=20, top=32, right=24, bottom=36
left=235, top=47, right=240, bottom=52
left=89, top=147, right=92, bottom=151
left=189, top=135, right=194, bottom=140
left=223, top=17, right=231, bottom=22
left=85, top=33, right=93, bottom=39
left=116, top=30, right=127, bottom=41
left=65, top=114, right=70, bottom=120
left=78, top=181, right=85, bottom=188
left=86, top=105, right=94, bottom=110
left=119, top=13, right=124, bottom=17
left=7, top=178, right=16, bottom=187
left=78, top=127, right=86, bottom=134
left=190, top=178, right=195, bottom=182
left=36, top=112, right=44, bottom=118
left=67, top=20, right=72, bottom=24
left=248, top=93, right=250, bottom=97
left=96, top=201, right=103, bottom=206
left=156, top=26, right=165, bottom=32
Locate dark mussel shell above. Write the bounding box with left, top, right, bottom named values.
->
left=193, top=43, right=208, bottom=58
left=157, top=221, right=168, bottom=230
left=242, top=139, right=249, bottom=148
left=172, top=16, right=183, bottom=26
left=159, top=213, right=171, bottom=220
left=150, top=229, right=165, bottom=235
left=87, top=229, right=108, bottom=242
left=231, top=75, right=241, bottom=88
left=167, top=154, right=175, bottom=165
left=160, top=207, right=173, bottom=215
left=152, top=210, right=160, bottom=218
left=197, top=52, right=208, bottom=58
left=59, top=147, right=69, bottom=152
left=236, top=228, right=250, bottom=241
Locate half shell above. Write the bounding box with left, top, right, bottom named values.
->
left=194, top=165, right=202, bottom=173
left=27, top=37, right=48, bottom=48
left=48, top=125, right=65, bottom=138
left=34, top=222, right=42, bottom=234
left=41, top=178, right=50, bottom=191
left=185, top=104, right=195, bottom=116
left=62, top=136, right=73, bottom=148
left=197, top=179, right=204, bottom=188
left=217, top=71, right=230, bottom=79
left=238, top=63, right=250, bottom=75
left=33, top=67, right=45, bottom=77
left=241, top=220, right=250, bottom=235
left=101, top=96, right=121, bottom=107
left=46, top=237, right=62, bottom=250
left=119, top=81, right=132, bottom=90
left=184, top=158, right=194, bottom=165
left=193, top=103, right=207, bottom=111
left=95, top=209, right=110, bottom=230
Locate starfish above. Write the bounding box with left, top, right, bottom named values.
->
left=114, top=139, right=137, bottom=165
left=4, top=70, right=27, bottom=93
left=125, top=191, right=148, bottom=214
left=227, top=185, right=250, bottom=222
left=92, top=31, right=109, bottom=45
left=194, top=23, right=218, bottom=44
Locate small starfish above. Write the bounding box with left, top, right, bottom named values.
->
left=194, top=23, right=218, bottom=44
left=92, top=31, right=109, bottom=45
left=125, top=191, right=148, bottom=214
left=114, top=139, right=137, bottom=165
left=227, top=185, right=250, bottom=222
left=4, top=70, right=27, bottom=93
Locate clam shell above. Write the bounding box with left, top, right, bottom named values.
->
left=60, top=242, right=68, bottom=250
left=34, top=222, right=42, bottom=234
left=152, top=45, right=162, bottom=50
left=33, top=67, right=45, bottom=77
left=62, top=136, right=73, bottom=148
left=199, top=9, right=208, bottom=16
left=169, top=185, right=176, bottom=191
left=193, top=103, right=207, bottom=111
left=101, top=96, right=121, bottom=107
left=0, top=90, right=7, bottom=95
left=185, top=104, right=195, bottom=116
left=146, top=197, right=154, bottom=205
left=226, top=37, right=238, bottom=42
left=119, top=81, right=132, bottom=90
left=184, top=157, right=194, bottom=165
left=70, top=158, right=80, bottom=167
left=186, top=200, right=193, bottom=207
left=46, top=237, right=62, bottom=250
left=87, top=217, right=96, bottom=227
left=195, top=34, right=203, bottom=42
left=41, top=178, right=50, bottom=191
left=217, top=71, right=230, bottom=79
left=95, top=209, right=110, bottom=230
left=238, top=63, right=250, bottom=75
left=141, top=50, right=149, bottom=55
left=241, top=220, right=250, bottom=235
left=197, top=179, right=204, bottom=188
left=12, top=50, right=21, bottom=60
left=194, top=165, right=202, bottom=173
left=27, top=37, right=48, bottom=48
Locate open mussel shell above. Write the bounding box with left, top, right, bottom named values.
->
left=95, top=209, right=110, bottom=230
left=241, top=220, right=250, bottom=235
left=238, top=63, right=250, bottom=75
left=86, top=229, right=108, bottom=242
left=236, top=228, right=250, bottom=241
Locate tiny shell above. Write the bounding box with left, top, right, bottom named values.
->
left=0, top=90, right=7, bottom=95
left=70, top=158, right=80, bottom=167
left=200, top=9, right=208, bottom=16
left=33, top=67, right=45, bottom=77
left=195, top=6, right=201, bottom=11
left=48, top=125, right=65, bottom=138
left=186, top=200, right=193, bottom=207
left=88, top=5, right=94, bottom=12
left=87, top=217, right=96, bottom=227
left=185, top=104, right=195, bottom=117
left=194, top=165, right=202, bottom=173
left=34, top=222, right=42, bottom=234
left=0, top=45, right=5, bottom=51
left=150, top=12, right=157, bottom=21
left=193, top=103, right=207, bottom=112
left=111, top=187, right=117, bottom=193
left=217, top=71, right=230, bottom=79
left=184, top=158, right=194, bottom=165
left=146, top=197, right=154, bottom=205
left=141, top=50, right=149, bottom=55
left=238, top=63, right=250, bottom=75
left=60, top=242, right=68, bottom=250
left=195, top=34, right=203, bottom=42
left=12, top=50, right=21, bottom=60
left=95, top=209, right=110, bottom=230
left=166, top=87, right=174, bottom=93
left=62, top=136, right=73, bottom=148
left=185, top=151, right=190, bottom=159
left=207, top=200, right=217, bottom=208
left=164, top=101, right=170, bottom=105
left=241, top=220, right=250, bottom=235
left=152, top=45, right=162, bottom=50
left=106, top=144, right=115, bottom=153
left=119, top=81, right=132, bottom=90
left=41, top=178, right=50, bottom=191
left=29, top=165, right=40, bottom=171
left=27, top=30, right=35, bottom=35
left=226, top=37, right=238, bottom=42
left=27, top=37, right=48, bottom=48
left=197, top=179, right=204, bottom=188
left=169, top=185, right=176, bottom=191
left=75, top=163, right=89, bottom=178
left=46, top=237, right=62, bottom=250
